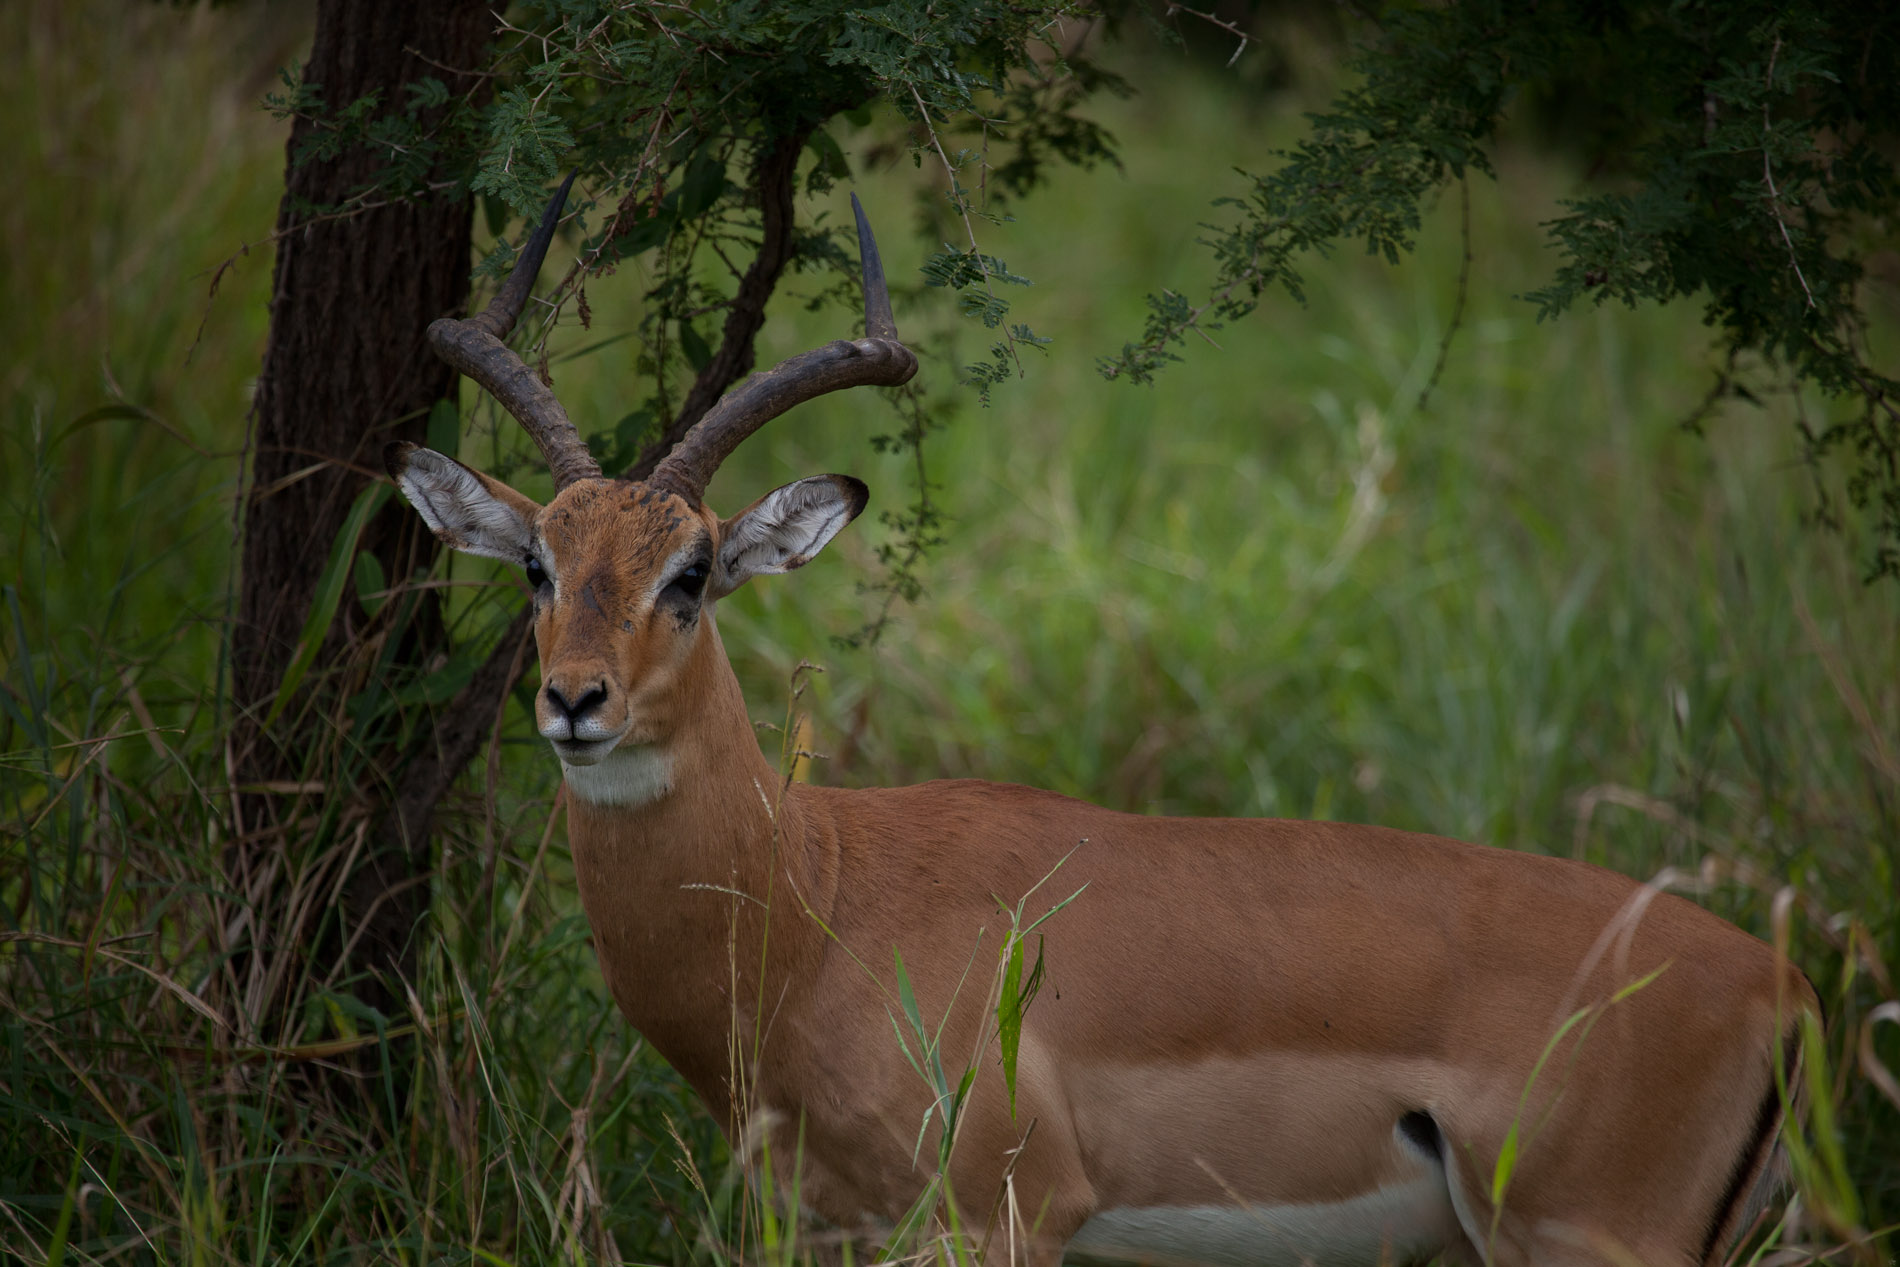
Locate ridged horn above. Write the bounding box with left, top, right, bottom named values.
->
left=646, top=192, right=917, bottom=504
left=426, top=172, right=601, bottom=490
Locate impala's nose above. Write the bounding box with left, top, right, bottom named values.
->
left=544, top=681, right=608, bottom=723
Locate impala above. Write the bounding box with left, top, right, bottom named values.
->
left=389, top=177, right=1817, bottom=1267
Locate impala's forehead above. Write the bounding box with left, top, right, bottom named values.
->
left=537, top=478, right=712, bottom=572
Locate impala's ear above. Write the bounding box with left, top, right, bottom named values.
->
left=713, top=474, right=868, bottom=599
left=385, top=442, right=542, bottom=562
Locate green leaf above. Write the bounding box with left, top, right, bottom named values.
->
left=1490, top=1120, right=1519, bottom=1205
left=394, top=647, right=480, bottom=708
left=886, top=1009, right=924, bottom=1081
left=675, top=151, right=727, bottom=220
left=45, top=1144, right=82, bottom=1267
left=482, top=193, right=509, bottom=239
left=883, top=1174, right=943, bottom=1256
left=616, top=209, right=673, bottom=258
left=1609, top=963, right=1667, bottom=1004
left=998, top=933, right=1025, bottom=1116
left=425, top=397, right=460, bottom=459
left=353, top=552, right=387, bottom=619
left=950, top=1063, right=977, bottom=1139
left=679, top=320, right=713, bottom=372
left=404, top=76, right=449, bottom=111
left=51, top=402, right=157, bottom=451
left=894, top=948, right=924, bottom=1039
left=805, top=128, right=850, bottom=192
left=266, top=482, right=390, bottom=727
left=1798, top=1011, right=1862, bottom=1226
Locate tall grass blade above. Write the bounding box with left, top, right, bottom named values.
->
left=264, top=481, right=390, bottom=727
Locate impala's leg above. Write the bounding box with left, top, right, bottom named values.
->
left=1391, top=1110, right=1486, bottom=1267
left=1436, top=1024, right=1803, bottom=1267
left=947, top=1055, right=1097, bottom=1267
left=962, top=1127, right=1097, bottom=1267
left=1008, top=1169, right=1096, bottom=1267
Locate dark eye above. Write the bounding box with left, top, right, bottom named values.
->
left=525, top=556, right=548, bottom=589
left=666, top=561, right=708, bottom=601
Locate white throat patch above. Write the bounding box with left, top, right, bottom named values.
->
left=560, top=743, right=673, bottom=807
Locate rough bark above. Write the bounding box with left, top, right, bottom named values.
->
left=231, top=0, right=492, bottom=1029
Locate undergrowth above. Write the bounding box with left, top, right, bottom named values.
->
left=3, top=2, right=1897, bottom=1263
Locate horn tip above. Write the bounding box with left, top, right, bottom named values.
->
left=852, top=193, right=900, bottom=342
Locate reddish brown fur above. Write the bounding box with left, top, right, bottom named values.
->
left=409, top=470, right=1820, bottom=1267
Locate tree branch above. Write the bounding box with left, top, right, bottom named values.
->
left=626, top=125, right=814, bottom=479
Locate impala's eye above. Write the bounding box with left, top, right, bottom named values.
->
left=666, top=561, right=708, bottom=602
left=525, top=556, right=548, bottom=589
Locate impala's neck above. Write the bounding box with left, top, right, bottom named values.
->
left=561, top=608, right=818, bottom=877
left=557, top=610, right=837, bottom=1126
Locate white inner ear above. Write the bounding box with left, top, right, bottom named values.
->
left=393, top=448, right=535, bottom=562
left=717, top=476, right=861, bottom=596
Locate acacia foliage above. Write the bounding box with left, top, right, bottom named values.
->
left=1109, top=0, right=1900, bottom=580
left=273, top=1, right=1900, bottom=581
left=268, top=0, right=1125, bottom=385
left=270, top=0, right=1119, bottom=630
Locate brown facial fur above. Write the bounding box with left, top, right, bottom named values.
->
left=529, top=478, right=714, bottom=747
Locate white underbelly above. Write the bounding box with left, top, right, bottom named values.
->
left=1064, top=1173, right=1460, bottom=1267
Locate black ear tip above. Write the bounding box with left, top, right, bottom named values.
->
left=838, top=474, right=870, bottom=519
left=384, top=441, right=418, bottom=478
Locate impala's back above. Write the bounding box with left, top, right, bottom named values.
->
left=389, top=178, right=1816, bottom=1267
left=789, top=781, right=1811, bottom=1267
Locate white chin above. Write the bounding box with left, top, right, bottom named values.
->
left=559, top=743, right=673, bottom=808
left=552, top=736, right=621, bottom=766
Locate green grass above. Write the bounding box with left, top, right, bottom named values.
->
left=3, top=1, right=1897, bottom=1262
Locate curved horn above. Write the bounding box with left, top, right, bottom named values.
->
left=426, top=172, right=601, bottom=489
left=646, top=192, right=917, bottom=505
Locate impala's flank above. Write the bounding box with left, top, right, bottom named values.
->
left=388, top=176, right=1818, bottom=1267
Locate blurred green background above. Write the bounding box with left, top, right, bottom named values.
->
left=3, top=1, right=1895, bottom=1262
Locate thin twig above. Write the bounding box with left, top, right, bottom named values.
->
left=909, top=82, right=1024, bottom=377
left=1761, top=35, right=1817, bottom=311
left=400, top=44, right=499, bottom=81
left=849, top=384, right=938, bottom=647
left=1417, top=173, right=1472, bottom=412
left=186, top=187, right=453, bottom=363
left=1166, top=3, right=1252, bottom=67
left=1099, top=247, right=1261, bottom=381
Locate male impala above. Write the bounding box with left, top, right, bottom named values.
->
left=390, top=178, right=1816, bottom=1267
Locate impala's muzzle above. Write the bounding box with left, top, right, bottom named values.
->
left=544, top=680, right=608, bottom=725
left=538, top=672, right=630, bottom=764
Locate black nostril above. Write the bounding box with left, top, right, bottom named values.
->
left=545, top=682, right=608, bottom=721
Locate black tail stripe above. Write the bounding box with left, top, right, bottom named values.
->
left=1699, top=1050, right=1791, bottom=1267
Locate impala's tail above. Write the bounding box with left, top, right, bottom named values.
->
left=1701, top=975, right=1817, bottom=1267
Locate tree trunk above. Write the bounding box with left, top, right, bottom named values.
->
left=230, top=0, right=491, bottom=1039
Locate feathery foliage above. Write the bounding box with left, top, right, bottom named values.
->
left=1107, top=1, right=1900, bottom=580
